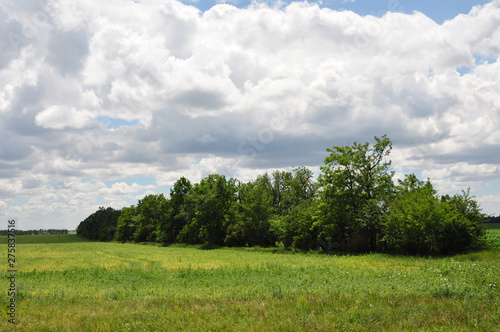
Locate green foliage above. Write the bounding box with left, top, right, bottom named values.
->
left=225, top=175, right=275, bottom=247
left=132, top=194, right=169, bottom=242
left=159, top=176, right=192, bottom=244
left=485, top=228, right=500, bottom=248
left=178, top=174, right=236, bottom=245
left=383, top=175, right=442, bottom=254
left=440, top=189, right=486, bottom=251
left=316, top=135, right=394, bottom=252
left=76, top=135, right=487, bottom=256
left=270, top=199, right=318, bottom=250
left=484, top=215, right=500, bottom=223
left=76, top=206, right=121, bottom=241
left=383, top=175, right=486, bottom=255
left=114, top=205, right=137, bottom=242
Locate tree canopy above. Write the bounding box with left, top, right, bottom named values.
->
left=77, top=135, right=487, bottom=255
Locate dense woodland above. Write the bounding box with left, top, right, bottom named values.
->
left=77, top=135, right=492, bottom=255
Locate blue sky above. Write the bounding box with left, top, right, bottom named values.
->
left=0, top=0, right=499, bottom=229
left=181, top=0, right=491, bottom=23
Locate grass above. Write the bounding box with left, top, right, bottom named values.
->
left=1, top=232, right=499, bottom=331
left=485, top=222, right=500, bottom=229
left=485, top=226, right=500, bottom=248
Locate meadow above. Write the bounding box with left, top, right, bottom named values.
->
left=1, top=229, right=499, bottom=331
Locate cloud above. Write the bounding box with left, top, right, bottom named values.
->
left=35, top=105, right=93, bottom=129
left=1, top=0, right=500, bottom=229
left=477, top=194, right=500, bottom=216
left=98, top=182, right=155, bottom=196
left=45, top=29, right=89, bottom=76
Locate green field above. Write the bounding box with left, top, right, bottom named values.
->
left=1, top=232, right=499, bottom=331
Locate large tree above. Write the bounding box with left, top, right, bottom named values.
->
left=114, top=205, right=137, bottom=242
left=225, top=175, right=275, bottom=247
left=315, top=135, right=394, bottom=251
left=178, top=174, right=237, bottom=245
left=133, top=194, right=169, bottom=242
left=156, top=177, right=192, bottom=244
left=269, top=167, right=319, bottom=250
left=383, top=175, right=486, bottom=255
left=77, top=206, right=121, bottom=241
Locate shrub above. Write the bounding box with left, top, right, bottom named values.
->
left=382, top=175, right=485, bottom=255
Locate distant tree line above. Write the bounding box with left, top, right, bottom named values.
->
left=0, top=229, right=69, bottom=235
left=484, top=215, right=500, bottom=223
left=77, top=135, right=488, bottom=255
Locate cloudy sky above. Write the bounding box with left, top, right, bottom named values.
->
left=1, top=0, right=499, bottom=230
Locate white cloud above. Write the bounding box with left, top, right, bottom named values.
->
left=35, top=105, right=92, bottom=129
left=98, top=182, right=155, bottom=196
left=477, top=194, right=500, bottom=216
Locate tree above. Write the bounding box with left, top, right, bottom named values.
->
left=439, top=189, right=486, bottom=253
left=77, top=206, right=121, bottom=241
left=383, top=176, right=486, bottom=255
left=315, top=135, right=394, bottom=251
left=269, top=167, right=319, bottom=249
left=289, top=167, right=318, bottom=203
left=382, top=175, right=439, bottom=254
left=114, top=206, right=138, bottom=242
left=270, top=170, right=293, bottom=215
left=178, top=174, right=237, bottom=245
left=157, top=177, right=192, bottom=244
left=133, top=194, right=169, bottom=242
left=225, top=175, right=275, bottom=247
left=270, top=199, right=318, bottom=250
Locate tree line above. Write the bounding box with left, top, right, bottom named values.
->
left=484, top=215, right=500, bottom=223
left=0, top=229, right=69, bottom=235
left=77, top=135, right=489, bottom=255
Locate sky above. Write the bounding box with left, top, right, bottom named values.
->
left=1, top=0, right=499, bottom=230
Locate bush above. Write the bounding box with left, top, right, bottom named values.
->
left=382, top=175, right=485, bottom=255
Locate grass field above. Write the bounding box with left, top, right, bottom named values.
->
left=1, top=231, right=499, bottom=331
left=485, top=222, right=500, bottom=229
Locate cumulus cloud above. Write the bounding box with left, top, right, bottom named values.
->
left=1, top=0, right=500, bottom=229
left=35, top=105, right=93, bottom=129
left=98, top=182, right=155, bottom=196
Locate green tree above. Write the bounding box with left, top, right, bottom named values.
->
left=157, top=177, right=192, bottom=244
left=178, top=174, right=237, bottom=245
left=77, top=206, right=121, bottom=241
left=225, top=175, right=275, bottom=247
left=383, top=175, right=486, bottom=255
left=439, top=189, right=486, bottom=253
left=114, top=205, right=138, bottom=242
left=270, top=170, right=293, bottom=215
left=289, top=167, right=318, bottom=203
left=133, top=194, right=169, bottom=242
left=269, top=167, right=319, bottom=249
left=382, top=174, right=439, bottom=254
left=315, top=135, right=394, bottom=252
left=270, top=199, right=318, bottom=250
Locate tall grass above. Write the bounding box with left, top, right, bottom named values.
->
left=1, top=234, right=499, bottom=331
